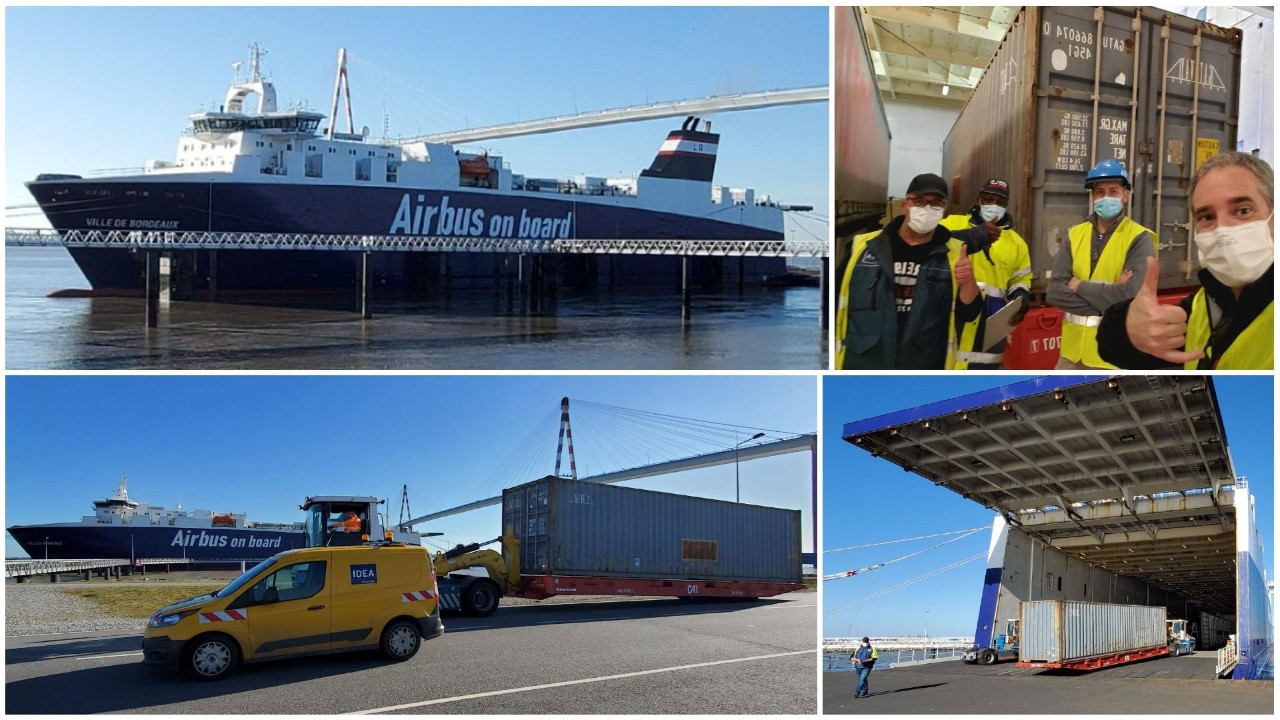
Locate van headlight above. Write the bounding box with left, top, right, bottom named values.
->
left=148, top=609, right=198, bottom=628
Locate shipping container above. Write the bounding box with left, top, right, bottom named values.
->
left=941, top=6, right=1243, bottom=294
left=835, top=6, right=892, bottom=260
left=1019, top=600, right=1167, bottom=665
left=501, top=476, right=802, bottom=584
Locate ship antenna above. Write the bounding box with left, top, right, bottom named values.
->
left=327, top=48, right=354, bottom=140
left=248, top=41, right=266, bottom=83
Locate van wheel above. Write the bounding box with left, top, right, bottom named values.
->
left=463, top=580, right=500, bottom=617
left=381, top=620, right=421, bottom=661
left=182, top=633, right=241, bottom=681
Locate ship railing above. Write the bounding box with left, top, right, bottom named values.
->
left=5, top=228, right=828, bottom=258
left=1217, top=642, right=1238, bottom=678
left=822, top=646, right=970, bottom=671
left=82, top=167, right=149, bottom=178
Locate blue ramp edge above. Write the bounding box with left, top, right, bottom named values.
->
left=841, top=376, right=1108, bottom=440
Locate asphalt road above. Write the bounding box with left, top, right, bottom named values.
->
left=823, top=655, right=1273, bottom=714
left=6, top=592, right=816, bottom=714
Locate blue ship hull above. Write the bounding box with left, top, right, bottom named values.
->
left=7, top=524, right=307, bottom=562
left=27, top=180, right=787, bottom=291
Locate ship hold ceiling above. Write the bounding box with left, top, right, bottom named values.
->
left=842, top=376, right=1238, bottom=616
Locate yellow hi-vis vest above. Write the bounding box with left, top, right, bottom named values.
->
left=835, top=230, right=982, bottom=369
left=939, top=215, right=1033, bottom=368
left=1060, top=217, right=1156, bottom=368
left=1184, top=289, right=1275, bottom=369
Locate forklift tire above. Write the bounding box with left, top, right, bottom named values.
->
left=462, top=580, right=500, bottom=617
left=979, top=649, right=999, bottom=666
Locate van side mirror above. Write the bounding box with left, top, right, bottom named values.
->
left=264, top=586, right=280, bottom=604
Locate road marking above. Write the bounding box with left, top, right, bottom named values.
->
left=75, top=651, right=144, bottom=660
left=534, top=616, right=632, bottom=625
left=351, top=649, right=815, bottom=714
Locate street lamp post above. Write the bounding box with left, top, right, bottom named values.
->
left=44, top=536, right=49, bottom=561
left=734, top=432, right=766, bottom=503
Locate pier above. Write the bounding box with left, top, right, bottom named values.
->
left=5, top=557, right=255, bottom=583
left=6, top=228, right=829, bottom=328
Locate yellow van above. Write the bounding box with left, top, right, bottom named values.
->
left=142, top=544, right=443, bottom=680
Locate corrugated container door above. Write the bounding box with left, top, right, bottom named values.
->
left=1030, top=7, right=1149, bottom=285
left=1019, top=599, right=1063, bottom=662
left=501, top=479, right=554, bottom=577
left=1137, top=9, right=1242, bottom=286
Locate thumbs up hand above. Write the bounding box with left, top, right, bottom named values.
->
left=955, top=244, right=979, bottom=303
left=1126, top=257, right=1205, bottom=364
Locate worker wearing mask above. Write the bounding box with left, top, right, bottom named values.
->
left=836, top=173, right=983, bottom=369
left=1046, top=159, right=1157, bottom=369
left=940, top=178, right=1033, bottom=369
left=1097, top=152, right=1273, bottom=369
left=852, top=636, right=878, bottom=699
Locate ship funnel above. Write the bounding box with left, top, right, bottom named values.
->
left=640, top=117, right=719, bottom=183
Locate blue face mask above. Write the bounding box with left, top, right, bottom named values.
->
left=1093, top=197, right=1124, bottom=220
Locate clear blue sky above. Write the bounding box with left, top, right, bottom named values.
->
left=4, top=7, right=829, bottom=244
left=822, top=375, right=1275, bottom=638
left=5, top=375, right=818, bottom=559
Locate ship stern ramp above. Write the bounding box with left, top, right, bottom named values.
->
left=842, top=376, right=1270, bottom=680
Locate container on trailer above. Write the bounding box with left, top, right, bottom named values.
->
left=835, top=7, right=892, bottom=257
left=1019, top=600, right=1167, bottom=663
left=501, top=476, right=802, bottom=584
left=941, top=6, right=1243, bottom=294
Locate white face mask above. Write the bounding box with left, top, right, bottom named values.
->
left=1197, top=215, right=1274, bottom=287
left=907, top=205, right=944, bottom=235
left=979, top=204, right=1005, bottom=223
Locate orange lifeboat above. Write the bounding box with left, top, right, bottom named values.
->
left=458, top=156, right=491, bottom=176
left=211, top=513, right=236, bottom=528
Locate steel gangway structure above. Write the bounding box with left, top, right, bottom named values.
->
left=4, top=228, right=828, bottom=257
left=6, top=228, right=829, bottom=328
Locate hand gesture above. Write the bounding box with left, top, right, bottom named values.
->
left=1126, top=257, right=1205, bottom=364
left=983, top=220, right=1001, bottom=244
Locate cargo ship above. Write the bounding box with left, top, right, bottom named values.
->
left=24, top=44, right=793, bottom=293
left=6, top=478, right=305, bottom=562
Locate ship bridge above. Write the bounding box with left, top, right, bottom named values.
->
left=842, top=376, right=1271, bottom=681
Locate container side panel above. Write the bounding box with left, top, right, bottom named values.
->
left=835, top=7, right=892, bottom=248
left=1021, top=600, right=1167, bottom=663
left=942, top=7, right=1036, bottom=231
left=503, top=477, right=802, bottom=583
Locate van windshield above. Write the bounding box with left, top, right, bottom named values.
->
left=215, top=555, right=280, bottom=598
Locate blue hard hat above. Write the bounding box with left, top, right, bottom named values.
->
left=1085, top=159, right=1131, bottom=189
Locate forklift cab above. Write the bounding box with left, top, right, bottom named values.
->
left=301, top=496, right=382, bottom=548
left=996, top=619, right=1019, bottom=650
left=1167, top=619, right=1196, bottom=655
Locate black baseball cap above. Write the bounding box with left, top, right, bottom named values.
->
left=981, top=178, right=1011, bottom=199
left=862, top=636, right=871, bottom=643
left=906, top=173, right=948, bottom=200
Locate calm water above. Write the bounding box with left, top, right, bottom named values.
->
left=5, top=247, right=828, bottom=370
